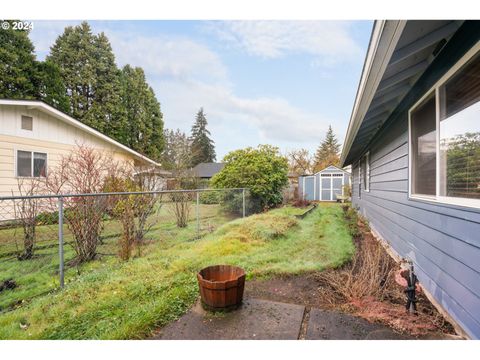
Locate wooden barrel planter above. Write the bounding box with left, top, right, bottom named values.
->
left=197, top=265, right=246, bottom=311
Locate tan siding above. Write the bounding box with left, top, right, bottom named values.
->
left=0, top=103, right=138, bottom=198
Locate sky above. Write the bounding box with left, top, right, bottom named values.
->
left=28, top=20, right=373, bottom=160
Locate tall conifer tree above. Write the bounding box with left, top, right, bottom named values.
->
left=313, top=125, right=341, bottom=172
left=48, top=22, right=127, bottom=142
left=189, top=108, right=216, bottom=166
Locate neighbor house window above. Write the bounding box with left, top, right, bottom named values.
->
left=16, top=151, right=47, bottom=177
left=21, top=115, right=33, bottom=130
left=409, top=44, right=480, bottom=207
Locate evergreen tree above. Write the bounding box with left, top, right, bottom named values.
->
left=0, top=21, right=68, bottom=110
left=33, top=61, right=70, bottom=112
left=313, top=125, right=341, bottom=172
left=47, top=22, right=127, bottom=142
left=119, top=65, right=164, bottom=161
left=189, top=108, right=216, bottom=166
left=0, top=21, right=37, bottom=98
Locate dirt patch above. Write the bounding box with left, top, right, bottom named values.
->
left=246, top=206, right=457, bottom=339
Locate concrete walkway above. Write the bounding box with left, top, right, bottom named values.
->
left=152, top=298, right=411, bottom=340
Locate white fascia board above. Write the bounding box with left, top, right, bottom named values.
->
left=0, top=99, right=161, bottom=167
left=340, top=20, right=407, bottom=167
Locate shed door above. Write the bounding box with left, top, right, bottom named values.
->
left=332, top=174, right=343, bottom=201
left=321, top=174, right=331, bottom=201
left=304, top=176, right=315, bottom=201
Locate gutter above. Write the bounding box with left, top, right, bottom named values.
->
left=340, top=20, right=407, bottom=167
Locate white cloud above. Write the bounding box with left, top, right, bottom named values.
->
left=28, top=21, right=342, bottom=157
left=207, top=21, right=361, bottom=63
left=157, top=79, right=331, bottom=144
left=107, top=33, right=228, bottom=84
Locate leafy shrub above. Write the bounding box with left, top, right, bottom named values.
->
left=211, top=145, right=289, bottom=211
left=199, top=191, right=222, bottom=204
left=220, top=190, right=262, bottom=216
left=342, top=204, right=361, bottom=238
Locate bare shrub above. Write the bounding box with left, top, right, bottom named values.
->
left=46, top=143, right=125, bottom=263
left=13, top=178, right=43, bottom=260
left=169, top=191, right=192, bottom=228
left=133, top=167, right=164, bottom=244
left=104, top=169, right=162, bottom=261
left=318, top=237, right=397, bottom=303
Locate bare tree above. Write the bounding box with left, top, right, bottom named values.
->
left=288, top=149, right=314, bottom=176
left=13, top=177, right=43, bottom=260
left=46, top=143, right=126, bottom=263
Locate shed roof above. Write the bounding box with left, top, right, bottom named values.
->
left=299, top=165, right=350, bottom=177
left=340, top=20, right=464, bottom=166
left=191, top=162, right=225, bottom=178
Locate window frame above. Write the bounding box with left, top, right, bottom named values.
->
left=408, top=40, right=480, bottom=209
left=21, top=115, right=33, bottom=131
left=357, top=160, right=362, bottom=198
left=15, top=150, right=48, bottom=178
left=363, top=152, right=370, bottom=192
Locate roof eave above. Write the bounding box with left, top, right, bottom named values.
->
left=340, top=20, right=407, bottom=167
left=0, top=99, right=161, bottom=167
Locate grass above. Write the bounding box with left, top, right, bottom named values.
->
left=0, top=202, right=227, bottom=310
left=0, top=203, right=354, bottom=339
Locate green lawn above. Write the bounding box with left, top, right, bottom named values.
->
left=0, top=203, right=354, bottom=339
left=0, top=202, right=228, bottom=311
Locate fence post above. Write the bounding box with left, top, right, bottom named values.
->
left=242, top=189, right=246, bottom=218
left=58, top=196, right=64, bottom=288
left=196, top=191, right=200, bottom=238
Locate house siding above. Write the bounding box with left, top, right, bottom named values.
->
left=351, top=27, right=480, bottom=339
left=0, top=104, right=137, bottom=197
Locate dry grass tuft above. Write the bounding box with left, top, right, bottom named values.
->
left=315, top=206, right=456, bottom=336
left=316, top=233, right=398, bottom=305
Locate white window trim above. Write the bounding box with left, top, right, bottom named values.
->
left=15, top=149, right=48, bottom=178
left=408, top=40, right=480, bottom=209
left=357, top=160, right=362, bottom=198
left=364, top=152, right=370, bottom=192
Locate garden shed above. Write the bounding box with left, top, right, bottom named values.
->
left=298, top=165, right=350, bottom=201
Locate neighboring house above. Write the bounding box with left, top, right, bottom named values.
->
left=0, top=99, right=161, bottom=197
left=134, top=168, right=172, bottom=191
left=341, top=20, right=480, bottom=338
left=298, top=165, right=350, bottom=201
left=191, top=162, right=225, bottom=180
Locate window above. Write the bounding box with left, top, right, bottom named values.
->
left=409, top=43, right=480, bottom=207
left=411, top=94, right=436, bottom=196
left=357, top=160, right=362, bottom=197
left=21, top=115, right=33, bottom=130
left=16, top=151, right=47, bottom=177
left=439, top=52, right=480, bottom=200
left=361, top=153, right=370, bottom=192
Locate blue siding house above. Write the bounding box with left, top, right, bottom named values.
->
left=341, top=20, right=480, bottom=339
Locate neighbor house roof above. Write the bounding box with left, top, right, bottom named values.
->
left=191, top=162, right=225, bottom=178
left=0, top=99, right=160, bottom=167
left=340, top=20, right=464, bottom=167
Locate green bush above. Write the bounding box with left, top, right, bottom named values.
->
left=199, top=191, right=222, bottom=204
left=211, top=145, right=288, bottom=211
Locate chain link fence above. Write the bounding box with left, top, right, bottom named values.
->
left=0, top=188, right=253, bottom=311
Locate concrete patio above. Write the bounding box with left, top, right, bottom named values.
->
left=152, top=298, right=411, bottom=340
